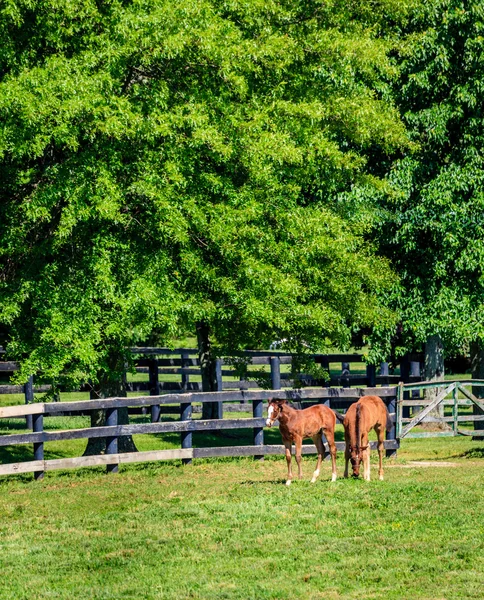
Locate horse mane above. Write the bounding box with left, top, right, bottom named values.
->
left=356, top=402, right=362, bottom=450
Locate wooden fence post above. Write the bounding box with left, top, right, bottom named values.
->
left=105, top=407, right=118, bottom=474
left=400, top=355, right=410, bottom=418
left=318, top=356, right=330, bottom=387
left=180, top=401, right=193, bottom=465
left=366, top=364, right=376, bottom=387
left=24, top=375, right=33, bottom=430
left=386, top=394, right=397, bottom=458
left=409, top=361, right=421, bottom=412
left=341, top=362, right=350, bottom=388
left=214, top=358, right=223, bottom=419
left=181, top=350, right=190, bottom=392
left=253, top=398, right=264, bottom=461
left=380, top=362, right=389, bottom=387
left=270, top=356, right=281, bottom=390
left=149, top=359, right=161, bottom=423
left=33, top=413, right=44, bottom=480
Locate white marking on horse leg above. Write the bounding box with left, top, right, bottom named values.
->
left=286, top=479, right=292, bottom=486
left=310, top=469, right=320, bottom=483
left=364, top=447, right=371, bottom=480
left=331, top=472, right=337, bottom=482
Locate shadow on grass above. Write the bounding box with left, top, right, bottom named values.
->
left=0, top=445, right=33, bottom=464
left=240, top=478, right=287, bottom=486
left=462, top=447, right=484, bottom=459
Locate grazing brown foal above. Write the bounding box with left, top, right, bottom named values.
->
left=343, top=395, right=392, bottom=481
left=266, top=399, right=337, bottom=486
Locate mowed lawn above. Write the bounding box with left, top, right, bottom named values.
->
left=0, top=437, right=483, bottom=600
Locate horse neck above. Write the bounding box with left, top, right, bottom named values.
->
left=278, top=403, right=297, bottom=425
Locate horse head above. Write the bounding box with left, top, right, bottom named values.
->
left=266, top=399, right=286, bottom=427
left=349, top=445, right=366, bottom=478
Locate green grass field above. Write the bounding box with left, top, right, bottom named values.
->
left=0, top=435, right=483, bottom=600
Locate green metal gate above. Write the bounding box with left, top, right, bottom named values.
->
left=396, top=380, right=484, bottom=439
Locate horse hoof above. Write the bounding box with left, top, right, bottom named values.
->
left=331, top=474, right=337, bottom=482
left=310, top=477, right=316, bottom=483
left=379, top=475, right=384, bottom=481
left=286, top=480, right=292, bottom=486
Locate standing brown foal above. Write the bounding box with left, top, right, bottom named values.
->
left=343, top=395, right=392, bottom=481
left=266, top=399, right=337, bottom=486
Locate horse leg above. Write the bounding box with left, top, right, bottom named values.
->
left=376, top=426, right=385, bottom=481
left=344, top=430, right=350, bottom=478
left=310, top=435, right=323, bottom=483
left=284, top=440, right=293, bottom=486
left=362, top=433, right=371, bottom=481
left=364, top=446, right=371, bottom=481
left=323, top=428, right=337, bottom=482
left=295, top=437, right=303, bottom=480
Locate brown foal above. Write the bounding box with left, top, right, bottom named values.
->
left=266, top=399, right=337, bottom=486
left=343, top=395, right=392, bottom=481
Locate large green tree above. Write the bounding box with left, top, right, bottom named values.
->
left=0, top=1, right=410, bottom=418
left=367, top=0, right=484, bottom=381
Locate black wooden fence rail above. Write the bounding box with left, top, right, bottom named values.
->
left=0, top=348, right=419, bottom=402
left=0, top=387, right=399, bottom=479
left=129, top=348, right=407, bottom=393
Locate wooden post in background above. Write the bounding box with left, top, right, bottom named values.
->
left=24, top=375, right=33, bottom=430
left=149, top=359, right=161, bottom=423
left=270, top=356, right=281, bottom=391
left=471, top=342, right=484, bottom=437
left=386, top=395, right=397, bottom=458
left=318, top=356, right=330, bottom=387
left=214, top=358, right=223, bottom=419
left=181, top=350, right=190, bottom=392
left=180, top=400, right=193, bottom=465
left=380, top=362, right=389, bottom=387
left=341, top=362, right=350, bottom=388
left=105, top=407, right=118, bottom=474
left=366, top=364, right=376, bottom=387
left=409, top=360, right=421, bottom=415
left=33, top=413, right=44, bottom=480
left=253, top=398, right=264, bottom=461
left=400, top=355, right=410, bottom=418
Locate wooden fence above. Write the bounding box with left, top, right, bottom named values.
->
left=0, top=387, right=399, bottom=479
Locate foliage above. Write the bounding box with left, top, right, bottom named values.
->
left=368, top=0, right=484, bottom=360
left=0, top=0, right=410, bottom=385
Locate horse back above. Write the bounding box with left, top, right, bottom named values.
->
left=343, top=395, right=389, bottom=432
left=286, top=403, right=335, bottom=439
left=358, top=395, right=390, bottom=430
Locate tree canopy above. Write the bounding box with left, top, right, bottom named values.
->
left=368, top=0, right=484, bottom=361
left=0, top=0, right=413, bottom=387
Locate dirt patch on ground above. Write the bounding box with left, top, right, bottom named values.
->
left=388, top=461, right=458, bottom=468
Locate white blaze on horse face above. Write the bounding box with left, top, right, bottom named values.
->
left=266, top=405, right=274, bottom=427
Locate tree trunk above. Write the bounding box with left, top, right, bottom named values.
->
left=424, top=334, right=445, bottom=427
left=470, top=341, right=484, bottom=437
left=196, top=320, right=221, bottom=420
left=83, top=369, right=138, bottom=456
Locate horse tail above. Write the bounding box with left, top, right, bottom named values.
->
left=333, top=410, right=345, bottom=424
left=385, top=404, right=393, bottom=432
